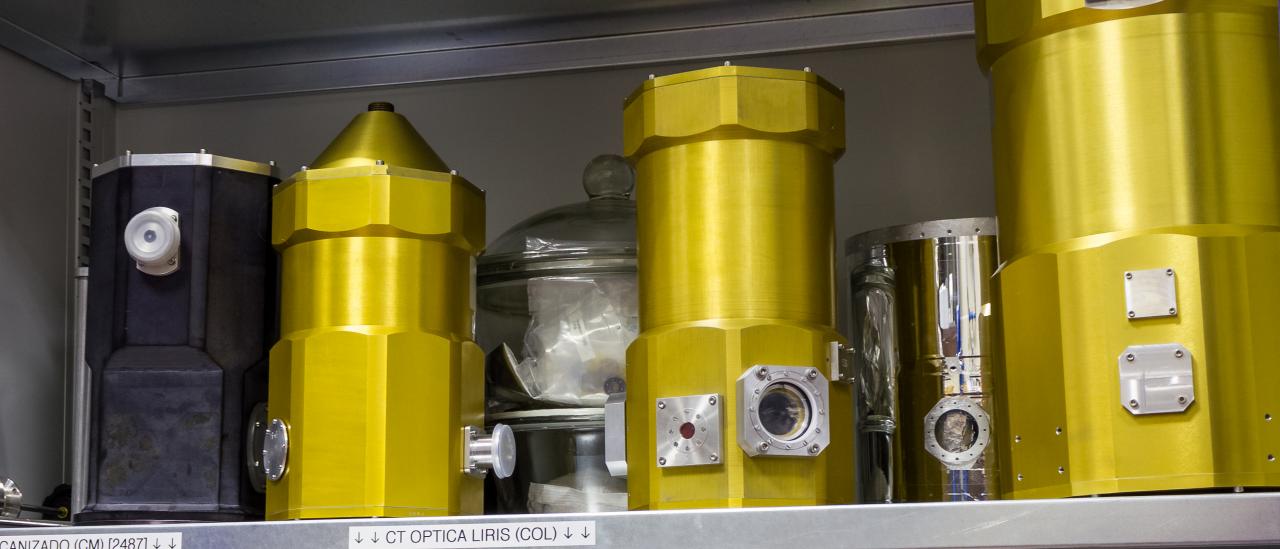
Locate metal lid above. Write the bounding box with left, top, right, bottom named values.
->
left=92, top=151, right=276, bottom=179
left=308, top=102, right=451, bottom=172
left=845, top=217, right=998, bottom=258
left=488, top=408, right=606, bottom=430
left=478, top=155, right=636, bottom=283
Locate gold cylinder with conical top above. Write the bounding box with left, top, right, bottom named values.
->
left=977, top=0, right=1280, bottom=498
left=623, top=66, right=854, bottom=509
left=265, top=102, right=486, bottom=519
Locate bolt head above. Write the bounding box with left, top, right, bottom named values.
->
left=1125, top=272, right=1133, bottom=279
left=657, top=401, right=666, bottom=410
left=1169, top=307, right=1177, bottom=315
left=1128, top=311, right=1136, bottom=318
left=710, top=454, right=719, bottom=462
left=808, top=445, right=820, bottom=454
left=1126, top=353, right=1135, bottom=362
left=658, top=457, right=666, bottom=466
left=758, top=442, right=769, bottom=452
left=1129, top=399, right=1140, bottom=408
left=756, top=367, right=769, bottom=379
left=1166, top=269, right=1174, bottom=276
left=807, top=369, right=819, bottom=380
left=1177, top=395, right=1188, bottom=404
left=1175, top=350, right=1184, bottom=358
left=708, top=396, right=717, bottom=406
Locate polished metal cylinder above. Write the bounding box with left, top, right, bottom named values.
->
left=978, top=0, right=1280, bottom=497
left=848, top=218, right=1000, bottom=502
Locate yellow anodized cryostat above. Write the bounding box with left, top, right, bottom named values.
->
left=978, top=0, right=1280, bottom=498
left=263, top=102, right=513, bottom=520
left=621, top=65, right=854, bottom=509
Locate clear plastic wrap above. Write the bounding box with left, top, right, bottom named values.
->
left=515, top=275, right=638, bottom=407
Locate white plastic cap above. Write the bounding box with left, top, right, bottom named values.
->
left=123, top=207, right=181, bottom=276
left=490, top=423, right=516, bottom=479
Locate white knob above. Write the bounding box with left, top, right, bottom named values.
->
left=463, top=424, right=516, bottom=479
left=123, top=207, right=181, bottom=276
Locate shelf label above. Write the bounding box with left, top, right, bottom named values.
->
left=349, top=521, right=596, bottom=549
left=0, top=532, right=181, bottom=549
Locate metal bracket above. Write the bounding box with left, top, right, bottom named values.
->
left=737, top=365, right=831, bottom=457
left=1124, top=267, right=1178, bottom=320
left=923, top=396, right=990, bottom=470
left=1119, top=344, right=1195, bottom=415
left=656, top=394, right=722, bottom=468
left=605, top=392, right=627, bottom=478
left=828, top=341, right=856, bottom=384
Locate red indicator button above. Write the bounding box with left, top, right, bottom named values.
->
left=679, top=421, right=696, bottom=439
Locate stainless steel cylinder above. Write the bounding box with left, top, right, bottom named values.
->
left=847, top=217, right=1000, bottom=502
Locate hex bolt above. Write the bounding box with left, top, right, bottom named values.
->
left=1129, top=399, right=1140, bottom=409
left=758, top=442, right=769, bottom=453
left=756, top=367, right=769, bottom=379
left=657, top=401, right=666, bottom=410
left=1126, top=353, right=1135, bottom=362
left=710, top=454, right=719, bottom=463
left=809, top=445, right=820, bottom=454
left=658, top=457, right=667, bottom=466
left=1175, top=349, right=1184, bottom=358
left=708, top=396, right=717, bottom=406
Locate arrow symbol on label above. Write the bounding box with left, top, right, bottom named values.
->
left=152, top=540, right=160, bottom=549
left=563, top=528, right=574, bottom=539
left=355, top=533, right=364, bottom=544
left=169, top=540, right=177, bottom=549
left=371, top=533, right=380, bottom=544
left=581, top=527, right=590, bottom=538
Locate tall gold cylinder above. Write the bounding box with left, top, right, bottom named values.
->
left=265, top=104, right=486, bottom=519
left=977, top=0, right=1280, bottom=498
left=623, top=66, right=854, bottom=509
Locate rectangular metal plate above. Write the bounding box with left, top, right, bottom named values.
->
left=656, top=394, right=721, bottom=468
left=1124, top=268, right=1178, bottom=319
left=1118, top=343, right=1194, bottom=415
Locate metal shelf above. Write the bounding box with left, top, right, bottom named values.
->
left=0, top=0, right=971, bottom=104
left=3, top=493, right=1279, bottom=548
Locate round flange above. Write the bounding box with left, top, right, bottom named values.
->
left=262, top=418, right=289, bottom=482
left=923, top=396, right=990, bottom=469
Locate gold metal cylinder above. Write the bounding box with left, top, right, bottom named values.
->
left=623, top=66, right=854, bottom=509
left=266, top=104, right=485, bottom=519
left=977, top=0, right=1280, bottom=498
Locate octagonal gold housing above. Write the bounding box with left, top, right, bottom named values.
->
left=623, top=66, right=854, bottom=510
left=266, top=103, right=485, bottom=519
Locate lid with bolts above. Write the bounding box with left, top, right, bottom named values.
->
left=308, top=102, right=451, bottom=172
left=845, top=217, right=999, bottom=263
left=90, top=149, right=276, bottom=179
left=478, top=154, right=637, bottom=282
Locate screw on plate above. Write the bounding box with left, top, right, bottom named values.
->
left=1126, top=353, right=1135, bottom=362
left=1128, top=311, right=1136, bottom=318
left=809, top=445, right=820, bottom=454
left=1129, top=399, right=1140, bottom=409
left=1177, top=395, right=1188, bottom=405
left=1125, top=272, right=1133, bottom=279
left=1166, top=269, right=1174, bottom=276
left=1175, top=349, right=1184, bottom=358
left=758, top=442, right=769, bottom=453
left=1169, top=308, right=1177, bottom=315
left=708, top=396, right=717, bottom=406
left=710, top=454, right=719, bottom=462
left=807, top=369, right=819, bottom=380
left=1017, top=474, right=1024, bottom=481
left=1014, top=435, right=1022, bottom=443
left=1058, top=466, right=1065, bottom=474
left=658, top=457, right=667, bottom=466
left=756, top=367, right=769, bottom=379
left=657, top=401, right=666, bottom=410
